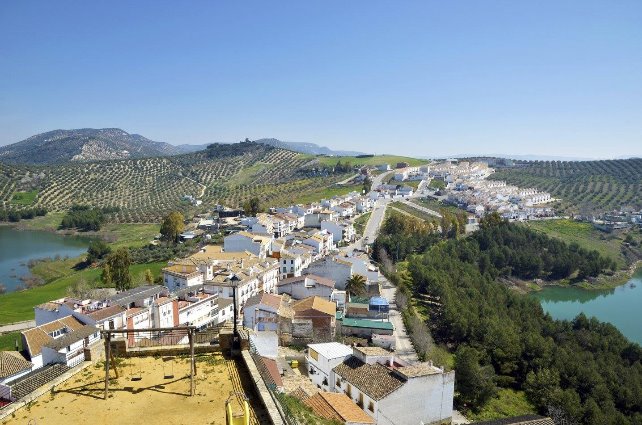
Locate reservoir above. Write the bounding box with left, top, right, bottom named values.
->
left=532, top=269, right=642, bottom=345
left=0, top=226, right=90, bottom=293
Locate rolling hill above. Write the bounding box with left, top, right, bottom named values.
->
left=489, top=158, right=642, bottom=214
left=0, top=142, right=350, bottom=223
left=0, top=130, right=369, bottom=165
left=253, top=138, right=366, bottom=156
left=0, top=128, right=191, bottom=164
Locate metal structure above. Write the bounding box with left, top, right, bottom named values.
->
left=101, top=326, right=197, bottom=400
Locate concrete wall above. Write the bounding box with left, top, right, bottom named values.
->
left=243, top=304, right=279, bottom=331
left=306, top=259, right=352, bottom=290
left=378, top=371, right=455, bottom=425
left=276, top=281, right=333, bottom=300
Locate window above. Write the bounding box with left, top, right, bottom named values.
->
left=346, top=384, right=352, bottom=398
left=357, top=393, right=364, bottom=408
left=336, top=378, right=341, bottom=387
left=368, top=401, right=374, bottom=412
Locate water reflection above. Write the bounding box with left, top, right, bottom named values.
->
left=531, top=270, right=642, bottom=344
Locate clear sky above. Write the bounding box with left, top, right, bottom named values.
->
left=1, top=1, right=641, bottom=158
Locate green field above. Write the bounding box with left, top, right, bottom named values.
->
left=293, top=183, right=363, bottom=204
left=0, top=332, right=23, bottom=351
left=353, top=212, right=371, bottom=236
left=0, top=262, right=166, bottom=325
left=10, top=190, right=38, bottom=205
left=15, top=215, right=160, bottom=249
left=311, top=154, right=425, bottom=168
left=390, top=201, right=439, bottom=222
left=412, top=197, right=462, bottom=215
left=523, top=219, right=625, bottom=268
left=428, top=179, right=445, bottom=189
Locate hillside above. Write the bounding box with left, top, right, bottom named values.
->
left=489, top=158, right=642, bottom=214
left=0, top=142, right=348, bottom=223
left=254, top=138, right=367, bottom=156
left=0, top=128, right=188, bottom=164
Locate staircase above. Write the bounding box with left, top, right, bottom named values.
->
left=9, top=364, right=71, bottom=401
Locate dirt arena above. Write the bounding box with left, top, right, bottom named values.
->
left=1, top=353, right=266, bottom=425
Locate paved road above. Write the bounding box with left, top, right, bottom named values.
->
left=342, top=198, right=389, bottom=253
left=0, top=320, right=35, bottom=334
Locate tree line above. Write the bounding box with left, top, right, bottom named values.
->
left=0, top=207, right=48, bottom=222
left=60, top=205, right=119, bottom=231
left=375, top=213, right=641, bottom=424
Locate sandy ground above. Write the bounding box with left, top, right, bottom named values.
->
left=1, top=353, right=265, bottom=425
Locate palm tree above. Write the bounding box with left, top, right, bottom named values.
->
left=345, top=274, right=367, bottom=299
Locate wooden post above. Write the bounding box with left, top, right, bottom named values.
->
left=189, top=329, right=195, bottom=396
left=104, top=333, right=111, bottom=400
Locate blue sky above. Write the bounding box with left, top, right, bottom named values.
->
left=1, top=1, right=641, bottom=158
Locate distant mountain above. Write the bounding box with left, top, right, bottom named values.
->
left=443, top=153, right=602, bottom=161
left=0, top=128, right=188, bottom=165
left=173, top=143, right=211, bottom=154
left=253, top=138, right=367, bottom=156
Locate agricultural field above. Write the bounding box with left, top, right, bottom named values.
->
left=0, top=353, right=265, bottom=425
left=489, top=158, right=642, bottom=214
left=522, top=219, right=628, bottom=268
left=311, top=154, right=425, bottom=168
left=10, top=190, right=38, bottom=205
left=292, top=183, right=363, bottom=205
left=0, top=143, right=351, bottom=223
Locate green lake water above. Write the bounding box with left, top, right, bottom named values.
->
left=0, top=226, right=90, bottom=293
left=531, top=269, right=642, bottom=345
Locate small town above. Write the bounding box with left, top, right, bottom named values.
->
left=0, top=160, right=568, bottom=425
left=1, top=3, right=640, bottom=424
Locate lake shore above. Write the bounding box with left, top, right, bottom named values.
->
left=506, top=260, right=642, bottom=294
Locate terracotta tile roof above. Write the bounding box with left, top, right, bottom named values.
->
left=126, top=307, right=146, bottom=317
left=0, top=351, right=32, bottom=379
left=257, top=356, right=283, bottom=388
left=333, top=357, right=404, bottom=401
left=293, top=296, right=336, bottom=317
left=304, top=393, right=343, bottom=422
left=86, top=305, right=126, bottom=321
left=46, top=325, right=99, bottom=351
left=244, top=293, right=282, bottom=310
left=319, top=392, right=375, bottom=424
left=288, top=387, right=311, bottom=401
left=154, top=296, right=175, bottom=306
left=162, top=264, right=200, bottom=277
left=22, top=316, right=86, bottom=357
